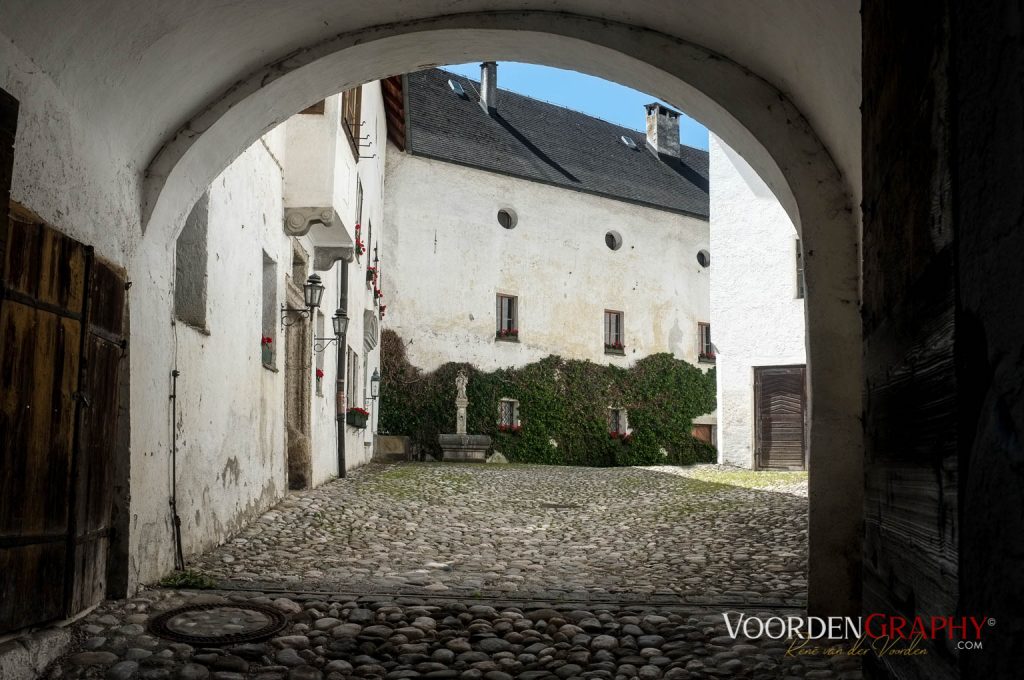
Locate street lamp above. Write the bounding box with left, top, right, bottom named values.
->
left=370, top=368, right=380, bottom=399
left=314, top=308, right=348, bottom=353
left=281, top=274, right=326, bottom=325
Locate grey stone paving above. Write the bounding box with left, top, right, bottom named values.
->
left=43, top=589, right=863, bottom=680
left=42, top=465, right=862, bottom=679
left=190, top=464, right=809, bottom=606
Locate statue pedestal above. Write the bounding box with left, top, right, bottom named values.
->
left=438, top=433, right=491, bottom=463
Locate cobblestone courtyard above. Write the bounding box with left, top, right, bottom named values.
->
left=41, top=465, right=864, bottom=680
left=191, top=464, right=809, bottom=607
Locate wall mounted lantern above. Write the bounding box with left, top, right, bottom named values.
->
left=370, top=368, right=381, bottom=399
left=313, top=308, right=348, bottom=353
left=281, top=274, right=326, bottom=326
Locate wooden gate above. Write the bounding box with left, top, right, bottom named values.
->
left=754, top=365, right=807, bottom=470
left=0, top=202, right=126, bottom=634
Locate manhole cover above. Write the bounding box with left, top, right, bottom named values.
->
left=148, top=603, right=288, bottom=645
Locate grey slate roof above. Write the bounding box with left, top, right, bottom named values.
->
left=404, top=68, right=710, bottom=219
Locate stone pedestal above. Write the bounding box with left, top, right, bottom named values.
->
left=438, top=433, right=491, bottom=462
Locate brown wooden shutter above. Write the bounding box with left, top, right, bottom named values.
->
left=754, top=365, right=807, bottom=470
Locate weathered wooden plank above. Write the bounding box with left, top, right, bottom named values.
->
left=87, top=258, right=125, bottom=337
left=0, top=542, right=66, bottom=631
left=0, top=301, right=79, bottom=536
left=3, top=214, right=86, bottom=314
left=69, top=258, right=125, bottom=615
left=0, top=88, right=16, bottom=266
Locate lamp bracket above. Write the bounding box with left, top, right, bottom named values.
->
left=313, top=336, right=340, bottom=353
left=281, top=304, right=313, bottom=327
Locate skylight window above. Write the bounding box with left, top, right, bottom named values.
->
left=448, top=79, right=467, bottom=98
left=620, top=135, right=638, bottom=149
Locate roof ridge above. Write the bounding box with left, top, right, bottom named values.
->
left=431, top=66, right=707, bottom=156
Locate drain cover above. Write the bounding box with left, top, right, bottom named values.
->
left=148, top=603, right=288, bottom=645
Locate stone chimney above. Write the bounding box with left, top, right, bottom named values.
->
left=480, top=61, right=498, bottom=113
left=645, top=102, right=681, bottom=157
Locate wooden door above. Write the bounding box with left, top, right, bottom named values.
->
left=0, top=205, right=125, bottom=633
left=754, top=365, right=807, bottom=470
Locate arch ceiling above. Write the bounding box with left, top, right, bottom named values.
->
left=1, top=0, right=860, bottom=243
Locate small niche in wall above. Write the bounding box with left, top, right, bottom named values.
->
left=497, top=208, right=517, bottom=230
left=605, top=230, right=623, bottom=251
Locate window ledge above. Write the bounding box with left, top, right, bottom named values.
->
left=262, top=362, right=279, bottom=373
left=604, top=348, right=626, bottom=356
left=495, top=335, right=520, bottom=343
left=182, top=322, right=211, bottom=337
left=698, top=357, right=717, bottom=364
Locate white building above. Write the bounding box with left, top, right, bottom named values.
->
left=383, top=66, right=713, bottom=372
left=709, top=134, right=807, bottom=469
left=161, top=84, right=388, bottom=572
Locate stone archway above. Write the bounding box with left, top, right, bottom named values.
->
left=0, top=2, right=863, bottom=617
left=128, top=21, right=862, bottom=617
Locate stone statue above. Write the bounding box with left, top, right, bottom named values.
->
left=455, top=369, right=469, bottom=435
left=439, top=368, right=490, bottom=461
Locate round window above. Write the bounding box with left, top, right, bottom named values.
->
left=605, top=230, right=623, bottom=251
left=497, top=209, right=517, bottom=229
left=697, top=249, right=710, bottom=267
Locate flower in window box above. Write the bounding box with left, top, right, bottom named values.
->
left=511, top=424, right=523, bottom=434
left=699, top=351, right=716, bottom=361
left=609, top=431, right=620, bottom=439
left=346, top=406, right=370, bottom=428
left=355, top=237, right=366, bottom=256
left=261, top=336, right=273, bottom=346
left=379, top=304, right=387, bottom=319
left=315, top=368, right=325, bottom=379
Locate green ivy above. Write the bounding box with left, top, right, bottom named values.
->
left=378, top=330, right=717, bottom=467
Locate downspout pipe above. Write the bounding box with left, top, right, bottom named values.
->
left=336, top=260, right=348, bottom=478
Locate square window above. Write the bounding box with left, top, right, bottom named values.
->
left=261, top=252, right=277, bottom=368
left=496, top=294, right=518, bottom=339
left=608, top=407, right=628, bottom=437
left=497, top=398, right=520, bottom=432
left=698, top=322, right=715, bottom=362
left=604, top=310, right=624, bottom=353
left=342, top=86, right=363, bottom=158
left=315, top=310, right=325, bottom=396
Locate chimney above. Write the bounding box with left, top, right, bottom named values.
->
left=644, top=103, right=681, bottom=157
left=480, top=61, right=498, bottom=113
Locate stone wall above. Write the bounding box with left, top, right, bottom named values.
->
left=708, top=135, right=806, bottom=468
left=382, top=151, right=711, bottom=372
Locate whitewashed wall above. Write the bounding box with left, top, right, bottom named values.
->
left=382, top=151, right=710, bottom=372
left=165, top=127, right=291, bottom=563
left=709, top=134, right=806, bottom=468
left=294, top=89, right=388, bottom=481
left=125, top=85, right=387, bottom=585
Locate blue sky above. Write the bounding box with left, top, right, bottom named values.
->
left=442, top=62, right=708, bottom=151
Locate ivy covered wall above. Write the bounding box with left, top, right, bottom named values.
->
left=379, top=330, right=717, bottom=466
